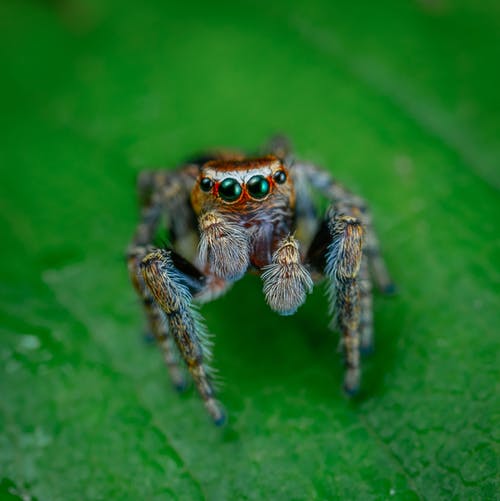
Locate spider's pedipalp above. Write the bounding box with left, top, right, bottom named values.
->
left=262, top=235, right=313, bottom=316
left=198, top=211, right=250, bottom=280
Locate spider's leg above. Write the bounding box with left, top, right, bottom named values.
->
left=128, top=169, right=198, bottom=391
left=261, top=235, right=313, bottom=316
left=305, top=203, right=366, bottom=393
left=128, top=245, right=188, bottom=390
left=297, top=162, right=394, bottom=293
left=261, top=134, right=292, bottom=160
left=291, top=163, right=320, bottom=248
left=141, top=249, right=225, bottom=425
left=324, top=207, right=364, bottom=394
left=299, top=160, right=396, bottom=390
left=140, top=167, right=200, bottom=261
left=359, top=254, right=374, bottom=353
left=362, top=211, right=395, bottom=294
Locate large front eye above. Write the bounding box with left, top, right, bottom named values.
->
left=247, top=175, right=270, bottom=199
left=218, top=178, right=242, bottom=202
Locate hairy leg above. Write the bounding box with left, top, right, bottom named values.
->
left=291, top=164, right=320, bottom=248
left=128, top=169, right=206, bottom=395
left=261, top=134, right=292, bottom=160
left=362, top=210, right=395, bottom=294
left=141, top=249, right=225, bottom=425
left=359, top=255, right=374, bottom=353
left=295, top=161, right=394, bottom=293
left=126, top=172, right=191, bottom=389
left=129, top=253, right=188, bottom=391
left=138, top=167, right=200, bottom=261
left=323, top=207, right=364, bottom=394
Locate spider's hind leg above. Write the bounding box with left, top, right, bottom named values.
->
left=359, top=254, right=374, bottom=354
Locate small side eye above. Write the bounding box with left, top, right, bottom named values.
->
left=200, top=177, right=213, bottom=192
left=219, top=178, right=242, bottom=202
left=273, top=170, right=287, bottom=184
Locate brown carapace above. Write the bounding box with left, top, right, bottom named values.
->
left=127, top=137, right=394, bottom=425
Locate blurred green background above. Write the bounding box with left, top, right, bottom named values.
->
left=0, top=0, right=499, bottom=499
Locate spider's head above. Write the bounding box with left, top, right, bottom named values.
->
left=191, top=155, right=294, bottom=215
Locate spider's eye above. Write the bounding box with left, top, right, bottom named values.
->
left=200, top=177, right=214, bottom=192
left=218, top=178, right=242, bottom=202
left=273, top=170, right=287, bottom=184
left=247, top=175, right=270, bottom=199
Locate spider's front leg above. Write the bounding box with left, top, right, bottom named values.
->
left=324, top=206, right=364, bottom=393
left=128, top=170, right=198, bottom=391
left=141, top=249, right=226, bottom=425
left=307, top=204, right=365, bottom=394
left=298, top=162, right=394, bottom=295
left=128, top=245, right=188, bottom=391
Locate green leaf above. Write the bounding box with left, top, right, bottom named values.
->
left=1, top=1, right=498, bottom=499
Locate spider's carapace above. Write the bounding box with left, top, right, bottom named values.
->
left=191, top=155, right=295, bottom=268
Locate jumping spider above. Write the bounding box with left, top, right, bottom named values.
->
left=127, top=137, right=394, bottom=425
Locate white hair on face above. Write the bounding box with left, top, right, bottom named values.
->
left=203, top=161, right=280, bottom=184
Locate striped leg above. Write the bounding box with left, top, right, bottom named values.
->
left=141, top=249, right=225, bottom=425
